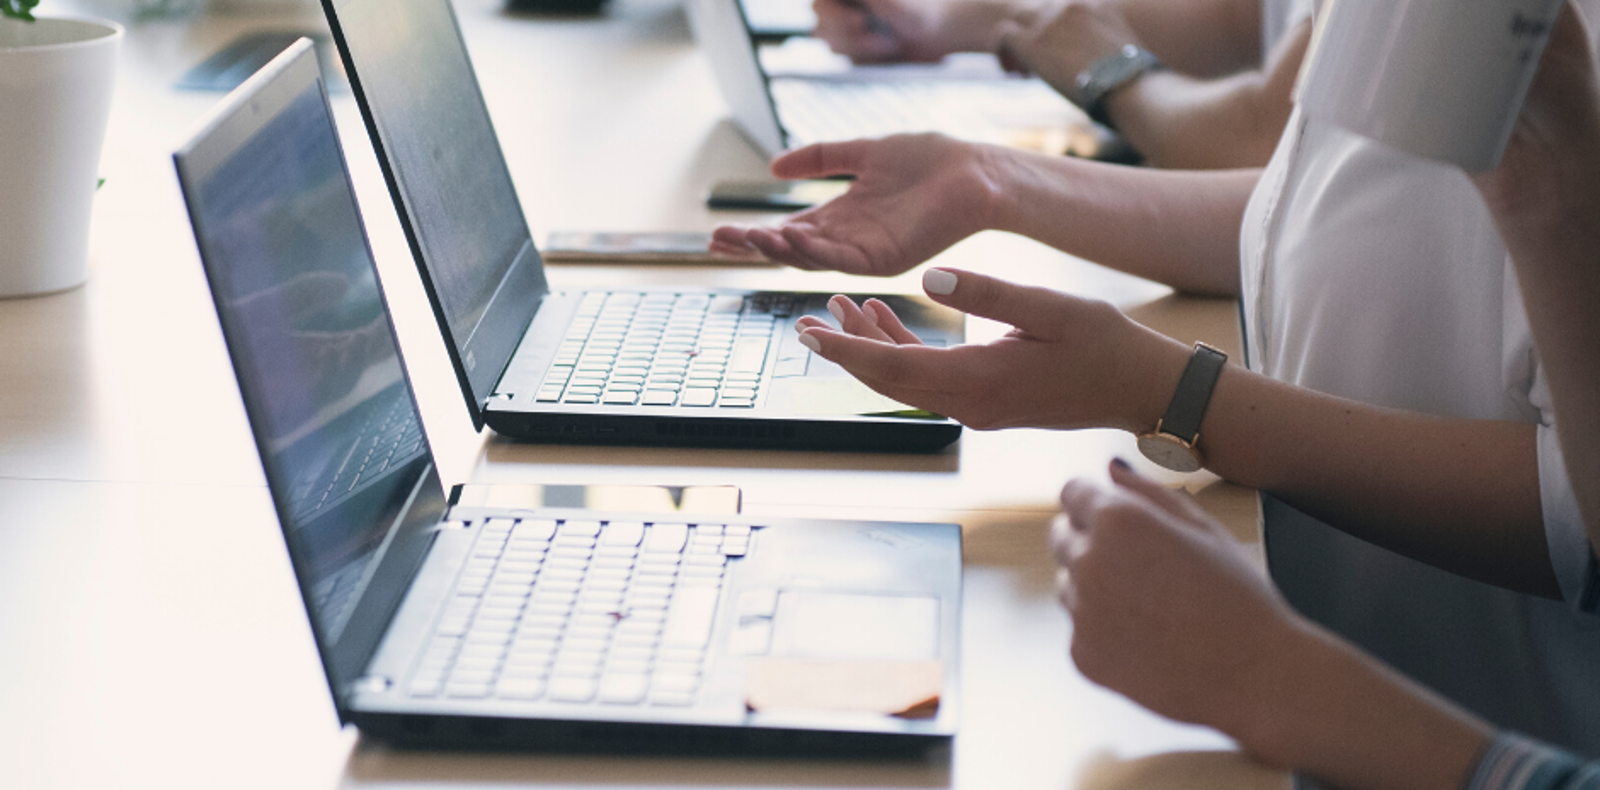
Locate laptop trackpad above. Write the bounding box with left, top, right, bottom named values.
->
left=768, top=592, right=939, bottom=661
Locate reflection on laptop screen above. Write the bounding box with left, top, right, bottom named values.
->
left=191, top=80, right=430, bottom=645
left=332, top=0, right=534, bottom=346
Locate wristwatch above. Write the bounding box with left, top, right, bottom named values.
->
left=1136, top=342, right=1227, bottom=473
left=1074, top=44, right=1165, bottom=130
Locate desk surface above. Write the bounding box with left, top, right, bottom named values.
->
left=0, top=1, right=1282, bottom=787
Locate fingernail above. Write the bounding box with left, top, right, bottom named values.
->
left=923, top=268, right=957, bottom=296
left=862, top=301, right=880, bottom=326
left=797, top=331, right=821, bottom=353
left=826, top=297, right=845, bottom=322
left=1110, top=457, right=1132, bottom=472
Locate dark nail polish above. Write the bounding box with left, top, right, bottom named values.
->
left=1110, top=457, right=1132, bottom=472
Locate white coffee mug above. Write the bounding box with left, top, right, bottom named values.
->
left=1295, top=0, right=1563, bottom=171
left=0, top=16, right=122, bottom=297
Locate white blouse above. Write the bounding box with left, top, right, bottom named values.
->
left=1237, top=42, right=1600, bottom=750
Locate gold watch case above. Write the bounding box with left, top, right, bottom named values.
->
left=1135, top=423, right=1204, bottom=473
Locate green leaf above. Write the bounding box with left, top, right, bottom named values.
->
left=2, top=0, right=41, bottom=22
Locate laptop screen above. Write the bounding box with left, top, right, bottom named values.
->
left=324, top=0, right=549, bottom=425
left=178, top=49, right=439, bottom=664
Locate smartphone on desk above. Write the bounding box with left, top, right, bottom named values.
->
left=706, top=179, right=851, bottom=211
left=540, top=231, right=772, bottom=265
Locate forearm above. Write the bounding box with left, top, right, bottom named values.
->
left=986, top=151, right=1256, bottom=295
left=1481, top=148, right=1600, bottom=550
left=1196, top=364, right=1557, bottom=597
left=1102, top=20, right=1306, bottom=169
left=1234, top=617, right=1492, bottom=790
left=1109, top=0, right=1262, bottom=76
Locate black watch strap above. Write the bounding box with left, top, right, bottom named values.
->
left=1158, top=343, right=1227, bottom=443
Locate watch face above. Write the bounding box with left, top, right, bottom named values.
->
left=1137, top=433, right=1203, bottom=473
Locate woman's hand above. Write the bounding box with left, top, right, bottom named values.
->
left=810, top=0, right=1018, bottom=63
left=793, top=267, right=1190, bottom=431
left=711, top=134, right=1013, bottom=276
left=1053, top=461, right=1302, bottom=733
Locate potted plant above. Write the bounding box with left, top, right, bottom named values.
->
left=0, top=0, right=122, bottom=297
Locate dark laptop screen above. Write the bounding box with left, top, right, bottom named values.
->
left=185, top=73, right=433, bottom=649
left=325, top=0, right=548, bottom=422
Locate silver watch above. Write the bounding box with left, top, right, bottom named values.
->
left=1074, top=44, right=1164, bottom=130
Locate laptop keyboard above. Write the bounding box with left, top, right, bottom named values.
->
left=408, top=515, right=757, bottom=707
left=534, top=291, right=800, bottom=409
left=773, top=78, right=1075, bottom=148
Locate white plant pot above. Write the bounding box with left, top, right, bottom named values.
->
left=0, top=16, right=122, bottom=298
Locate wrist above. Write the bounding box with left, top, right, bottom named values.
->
left=1115, top=329, right=1191, bottom=435
left=1223, top=616, right=1339, bottom=767
left=1234, top=619, right=1494, bottom=790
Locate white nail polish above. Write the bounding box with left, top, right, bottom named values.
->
left=826, top=298, right=845, bottom=322
left=923, top=268, right=957, bottom=296
left=797, top=332, right=821, bottom=353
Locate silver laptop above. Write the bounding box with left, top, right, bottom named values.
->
left=686, top=0, right=1096, bottom=158
left=318, top=0, right=963, bottom=453
left=175, top=41, right=961, bottom=753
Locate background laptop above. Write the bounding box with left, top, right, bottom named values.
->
left=686, top=0, right=1101, bottom=158
left=175, top=40, right=961, bottom=753
left=318, top=0, right=963, bottom=453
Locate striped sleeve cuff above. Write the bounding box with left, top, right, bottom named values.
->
left=1465, top=732, right=1600, bottom=790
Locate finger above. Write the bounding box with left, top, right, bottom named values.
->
left=780, top=224, right=878, bottom=274
left=743, top=227, right=819, bottom=270
left=796, top=326, right=958, bottom=393
left=796, top=327, right=967, bottom=413
left=994, top=21, right=1031, bottom=73
left=826, top=295, right=897, bottom=342
left=921, top=267, right=1078, bottom=338
left=862, top=298, right=923, bottom=345
left=1107, top=459, right=1214, bottom=527
left=1049, top=511, right=1083, bottom=566
left=772, top=140, right=872, bottom=181
left=707, top=229, right=763, bottom=259
left=1055, top=566, right=1077, bottom=612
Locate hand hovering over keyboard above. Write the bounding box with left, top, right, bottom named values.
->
left=711, top=134, right=1012, bottom=277
left=811, top=0, right=1019, bottom=63
left=793, top=267, right=1188, bottom=431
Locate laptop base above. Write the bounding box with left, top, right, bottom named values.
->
left=352, top=711, right=952, bottom=757
left=485, top=411, right=962, bottom=452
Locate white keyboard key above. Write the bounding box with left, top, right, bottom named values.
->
left=512, top=519, right=558, bottom=542
left=597, top=673, right=650, bottom=704
left=560, top=519, right=603, bottom=538
left=651, top=674, right=699, bottom=694
left=643, top=523, right=689, bottom=553
left=601, top=520, right=645, bottom=547
left=547, top=676, right=598, bottom=703
left=662, top=586, right=719, bottom=649
left=495, top=677, right=546, bottom=701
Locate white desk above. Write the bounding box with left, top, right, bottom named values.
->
left=0, top=1, right=1282, bottom=788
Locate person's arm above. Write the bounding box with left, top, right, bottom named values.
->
left=992, top=0, right=1293, bottom=168
left=1473, top=2, right=1600, bottom=546
left=1052, top=462, right=1496, bottom=790
left=1058, top=464, right=1600, bottom=790
left=711, top=134, right=1255, bottom=294
left=1096, top=19, right=1307, bottom=169
left=796, top=268, right=1559, bottom=597
left=810, top=0, right=1035, bottom=63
